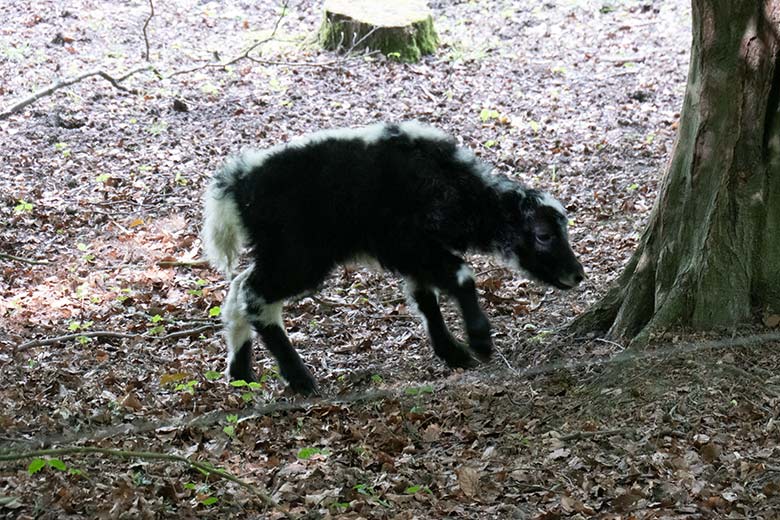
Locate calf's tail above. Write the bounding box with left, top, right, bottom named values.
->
left=202, top=158, right=247, bottom=276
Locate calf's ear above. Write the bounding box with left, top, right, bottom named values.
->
left=500, top=190, right=524, bottom=213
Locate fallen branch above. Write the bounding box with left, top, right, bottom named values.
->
left=17, top=331, right=137, bottom=350
left=0, top=66, right=154, bottom=120
left=166, top=0, right=289, bottom=79
left=0, top=253, right=50, bottom=265
left=16, top=324, right=218, bottom=351
left=0, top=446, right=283, bottom=514
left=2, top=389, right=394, bottom=451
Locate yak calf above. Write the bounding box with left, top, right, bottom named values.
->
left=203, top=121, right=584, bottom=395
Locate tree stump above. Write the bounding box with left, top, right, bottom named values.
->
left=320, top=0, right=438, bottom=62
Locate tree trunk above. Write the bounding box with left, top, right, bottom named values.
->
left=572, top=1, right=780, bottom=343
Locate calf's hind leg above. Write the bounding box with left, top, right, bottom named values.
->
left=222, top=267, right=256, bottom=383
left=222, top=266, right=318, bottom=395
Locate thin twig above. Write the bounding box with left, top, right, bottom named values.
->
left=166, top=0, right=289, bottom=79
left=157, top=259, right=210, bottom=268
left=559, top=428, right=630, bottom=442
left=493, top=344, right=520, bottom=375
left=142, top=0, right=155, bottom=61
left=0, top=66, right=153, bottom=120
left=0, top=253, right=49, bottom=265
left=0, top=447, right=282, bottom=513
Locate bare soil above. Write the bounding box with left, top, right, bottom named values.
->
left=2, top=1, right=779, bottom=518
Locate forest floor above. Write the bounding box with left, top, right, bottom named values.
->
left=2, top=0, right=780, bottom=518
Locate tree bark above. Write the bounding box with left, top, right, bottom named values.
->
left=572, top=1, right=780, bottom=342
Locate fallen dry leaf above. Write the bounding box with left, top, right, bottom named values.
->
left=456, top=466, right=481, bottom=499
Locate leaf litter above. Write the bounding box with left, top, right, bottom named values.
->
left=1, top=0, right=779, bottom=518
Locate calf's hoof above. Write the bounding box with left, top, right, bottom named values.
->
left=228, top=363, right=257, bottom=383
left=434, top=337, right=477, bottom=370
left=283, top=365, right=320, bottom=396
left=468, top=336, right=493, bottom=362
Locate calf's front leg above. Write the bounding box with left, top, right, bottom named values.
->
left=406, top=281, right=477, bottom=369
left=405, top=255, right=494, bottom=365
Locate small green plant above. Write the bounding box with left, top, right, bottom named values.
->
left=404, top=385, right=434, bottom=397
left=147, top=121, right=168, bottom=135
left=204, top=370, right=223, bottom=381
left=174, top=172, right=188, bottom=186
left=230, top=378, right=264, bottom=403
left=370, top=374, right=383, bottom=385
left=175, top=380, right=198, bottom=395
left=484, top=139, right=497, bottom=148
left=68, top=320, right=93, bottom=332
left=183, top=482, right=218, bottom=506
left=188, top=278, right=209, bottom=297
left=95, top=173, right=111, bottom=183
left=54, top=142, right=71, bottom=157
left=528, top=120, right=541, bottom=133
left=627, top=183, right=640, bottom=191
left=600, top=2, right=617, bottom=14
left=148, top=314, right=165, bottom=336
left=223, top=414, right=238, bottom=438
left=28, top=458, right=79, bottom=476
left=201, top=82, right=220, bottom=95
left=551, top=65, right=567, bottom=75
left=76, top=242, right=95, bottom=263
left=354, top=484, right=390, bottom=507
left=14, top=199, right=33, bottom=213
left=113, top=287, right=132, bottom=303
left=479, top=108, right=500, bottom=122
left=68, top=320, right=94, bottom=344
left=530, top=330, right=553, bottom=343
left=297, top=447, right=331, bottom=460
left=404, top=484, right=432, bottom=495
left=208, top=306, right=221, bottom=318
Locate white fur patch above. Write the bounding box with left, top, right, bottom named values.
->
left=399, top=120, right=450, bottom=142
left=403, top=278, right=429, bottom=332
left=252, top=300, right=285, bottom=329
left=293, top=123, right=388, bottom=148
left=222, top=268, right=254, bottom=367
left=539, top=192, right=567, bottom=217
left=241, top=149, right=271, bottom=169
left=203, top=184, right=246, bottom=275
left=454, top=146, right=476, bottom=164
left=456, top=264, right=474, bottom=286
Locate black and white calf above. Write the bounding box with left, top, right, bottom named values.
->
left=203, top=121, right=584, bottom=395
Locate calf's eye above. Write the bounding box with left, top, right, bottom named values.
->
left=535, top=233, right=552, bottom=245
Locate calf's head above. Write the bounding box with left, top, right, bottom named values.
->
left=501, top=190, right=585, bottom=290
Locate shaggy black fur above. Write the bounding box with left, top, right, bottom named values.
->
left=203, top=122, right=584, bottom=395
